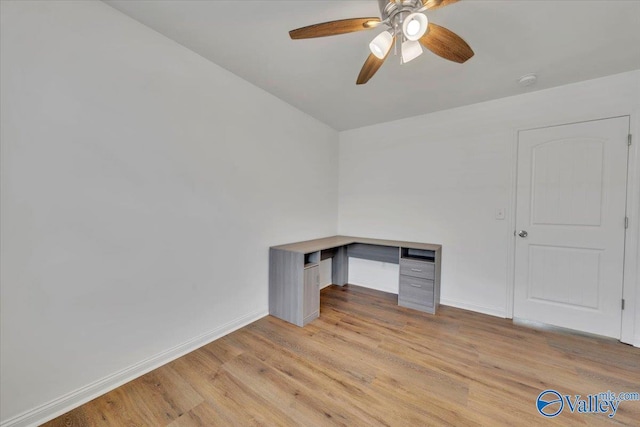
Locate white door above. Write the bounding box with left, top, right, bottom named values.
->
left=514, top=117, right=629, bottom=338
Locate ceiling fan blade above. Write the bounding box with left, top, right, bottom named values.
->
left=421, top=0, right=459, bottom=11
left=356, top=39, right=393, bottom=85
left=419, top=23, right=474, bottom=63
left=356, top=54, right=384, bottom=85
left=289, top=18, right=381, bottom=39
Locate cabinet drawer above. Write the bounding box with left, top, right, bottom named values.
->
left=399, top=259, right=435, bottom=279
left=399, top=275, right=434, bottom=305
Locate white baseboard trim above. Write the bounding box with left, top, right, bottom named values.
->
left=348, top=280, right=398, bottom=296
left=0, top=308, right=269, bottom=427
left=634, top=335, right=640, bottom=348
left=440, top=298, right=507, bottom=319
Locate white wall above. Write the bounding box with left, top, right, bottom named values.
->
left=339, top=71, right=640, bottom=338
left=0, top=1, right=338, bottom=424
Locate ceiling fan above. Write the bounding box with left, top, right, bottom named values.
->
left=289, top=0, right=474, bottom=85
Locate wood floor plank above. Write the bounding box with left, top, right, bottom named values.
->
left=42, top=284, right=640, bottom=426
left=166, top=402, right=228, bottom=427
left=208, top=367, right=298, bottom=426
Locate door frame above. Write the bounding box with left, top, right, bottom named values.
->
left=505, top=114, right=639, bottom=346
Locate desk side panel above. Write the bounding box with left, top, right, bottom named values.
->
left=434, top=247, right=442, bottom=309
left=269, top=248, right=303, bottom=325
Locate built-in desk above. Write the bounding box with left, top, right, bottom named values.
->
left=269, top=236, right=442, bottom=326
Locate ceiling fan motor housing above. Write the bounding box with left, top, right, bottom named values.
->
left=378, top=0, right=426, bottom=40
left=378, top=0, right=424, bottom=21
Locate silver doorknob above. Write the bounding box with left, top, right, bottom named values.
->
left=518, top=230, right=528, bottom=238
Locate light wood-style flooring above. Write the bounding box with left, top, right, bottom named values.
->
left=43, top=285, right=640, bottom=426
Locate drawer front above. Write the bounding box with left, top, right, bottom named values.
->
left=399, top=259, right=435, bottom=279
left=399, top=275, right=434, bottom=305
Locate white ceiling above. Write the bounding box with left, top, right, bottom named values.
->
left=104, top=0, right=640, bottom=131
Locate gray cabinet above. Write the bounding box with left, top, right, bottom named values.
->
left=269, top=249, right=320, bottom=327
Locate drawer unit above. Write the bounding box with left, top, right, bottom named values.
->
left=398, top=253, right=439, bottom=314
left=399, top=258, right=435, bottom=280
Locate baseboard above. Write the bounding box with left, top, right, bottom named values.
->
left=634, top=334, right=640, bottom=348
left=440, top=298, right=507, bottom=318
left=348, top=280, right=398, bottom=295
left=0, top=308, right=269, bottom=427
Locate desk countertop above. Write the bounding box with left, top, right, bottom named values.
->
left=271, top=235, right=441, bottom=254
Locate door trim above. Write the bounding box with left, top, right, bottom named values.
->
left=506, top=115, right=638, bottom=345
left=622, top=109, right=640, bottom=346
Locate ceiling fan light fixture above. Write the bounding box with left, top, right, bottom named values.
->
left=369, top=30, right=393, bottom=59
left=288, top=0, right=474, bottom=85
left=401, top=40, right=423, bottom=63
left=402, top=12, right=428, bottom=41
